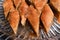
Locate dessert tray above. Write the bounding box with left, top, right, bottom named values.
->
left=0, top=0, right=60, bottom=40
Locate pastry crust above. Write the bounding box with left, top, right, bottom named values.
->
left=50, top=0, right=60, bottom=12
left=18, top=0, right=28, bottom=26
left=27, top=5, right=39, bottom=36
left=41, top=4, right=54, bottom=32
left=29, top=0, right=48, bottom=16
left=50, top=0, right=60, bottom=24
left=13, top=0, right=21, bottom=8
left=8, top=9, right=20, bottom=34
left=3, top=0, right=13, bottom=18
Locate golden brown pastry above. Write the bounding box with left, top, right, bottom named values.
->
left=50, top=0, right=60, bottom=12
left=29, top=0, right=48, bottom=16
left=8, top=8, right=20, bottom=34
left=13, top=0, right=21, bottom=8
left=50, top=0, right=60, bottom=24
left=29, top=0, right=48, bottom=28
left=41, top=4, right=54, bottom=33
left=3, top=0, right=13, bottom=18
left=18, top=0, right=28, bottom=26
left=27, top=5, right=39, bottom=36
